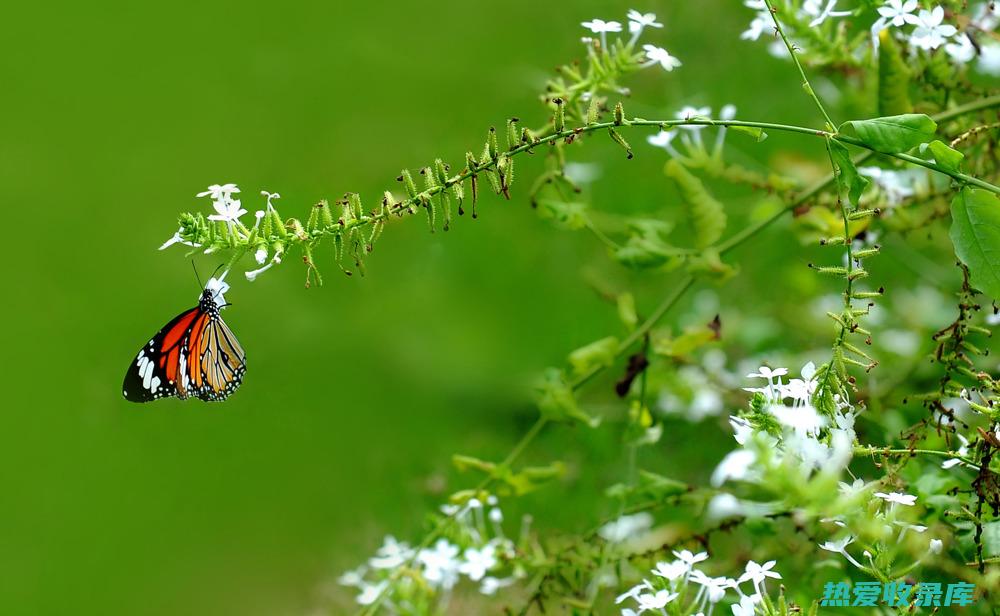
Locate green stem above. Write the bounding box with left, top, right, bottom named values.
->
left=762, top=0, right=836, bottom=129
left=856, top=446, right=981, bottom=469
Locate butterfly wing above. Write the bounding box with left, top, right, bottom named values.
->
left=188, top=314, right=247, bottom=401
left=123, top=306, right=202, bottom=403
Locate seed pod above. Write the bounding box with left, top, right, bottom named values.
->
left=423, top=195, right=436, bottom=232
left=306, top=202, right=320, bottom=232
left=488, top=127, right=498, bottom=160
left=506, top=118, right=519, bottom=151
left=553, top=98, right=565, bottom=132
left=608, top=127, right=633, bottom=159
left=318, top=200, right=335, bottom=226
left=434, top=158, right=449, bottom=186
left=613, top=101, right=625, bottom=125
left=348, top=193, right=363, bottom=220
left=400, top=169, right=418, bottom=198
left=586, top=96, right=600, bottom=125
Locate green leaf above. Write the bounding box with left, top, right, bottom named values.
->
left=614, top=219, right=684, bottom=270
left=925, top=140, right=964, bottom=173
left=839, top=114, right=937, bottom=154
left=665, top=159, right=726, bottom=248
left=568, top=336, right=619, bottom=377
left=617, top=292, right=638, bottom=331
left=536, top=199, right=589, bottom=230
left=950, top=187, right=1000, bottom=299
left=535, top=368, right=600, bottom=427
left=730, top=125, right=768, bottom=142
left=828, top=139, right=870, bottom=207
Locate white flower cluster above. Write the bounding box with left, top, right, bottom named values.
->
left=581, top=9, right=681, bottom=72
left=616, top=549, right=782, bottom=616
left=159, top=183, right=284, bottom=282
left=339, top=495, right=521, bottom=610
left=818, top=482, right=945, bottom=575
left=740, top=1, right=1000, bottom=75
left=711, top=363, right=857, bottom=497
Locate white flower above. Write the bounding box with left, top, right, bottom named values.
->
left=729, top=416, right=754, bottom=445
left=739, top=560, right=781, bottom=597
left=159, top=226, right=200, bottom=251
left=747, top=366, right=788, bottom=379
left=877, top=0, right=921, bottom=27
left=369, top=535, right=414, bottom=570
left=731, top=594, right=761, bottom=616
left=208, top=198, right=247, bottom=224
left=768, top=403, right=826, bottom=435
left=637, top=589, right=679, bottom=610
left=260, top=190, right=280, bottom=210
left=642, top=44, right=682, bottom=71
left=197, top=183, right=240, bottom=201
left=942, top=433, right=970, bottom=469
left=480, top=575, right=515, bottom=595
left=627, top=10, right=662, bottom=33
left=839, top=478, right=868, bottom=496
left=929, top=538, right=944, bottom=554
left=742, top=5, right=772, bottom=41
left=417, top=539, right=461, bottom=589
left=707, top=493, right=745, bottom=520
left=204, top=275, right=230, bottom=307
left=874, top=491, right=917, bottom=506
left=616, top=580, right=652, bottom=604
left=711, top=449, right=758, bottom=486
left=910, top=7, right=957, bottom=50
left=489, top=507, right=503, bottom=523
left=254, top=246, right=268, bottom=265
left=648, top=130, right=677, bottom=149
left=978, top=43, right=1000, bottom=76
left=673, top=549, right=709, bottom=567
left=652, top=559, right=689, bottom=581
left=945, top=33, right=976, bottom=63
left=599, top=512, right=654, bottom=542
left=803, top=0, right=852, bottom=27
left=459, top=544, right=496, bottom=581
left=245, top=251, right=282, bottom=282
left=356, top=581, right=387, bottom=606
left=582, top=18, right=623, bottom=34
left=337, top=566, right=367, bottom=587
left=819, top=535, right=854, bottom=553
left=689, top=570, right=734, bottom=603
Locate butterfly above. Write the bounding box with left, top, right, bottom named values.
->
left=123, top=276, right=246, bottom=402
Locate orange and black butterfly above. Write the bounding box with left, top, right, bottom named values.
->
left=123, top=276, right=246, bottom=402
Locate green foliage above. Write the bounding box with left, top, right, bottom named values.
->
left=877, top=30, right=912, bottom=117
left=535, top=368, right=599, bottom=427
left=828, top=139, right=869, bottom=208
left=926, top=140, right=965, bottom=173
left=840, top=114, right=938, bottom=154
left=950, top=188, right=1000, bottom=299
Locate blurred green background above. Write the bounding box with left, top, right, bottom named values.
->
left=2, top=1, right=972, bottom=614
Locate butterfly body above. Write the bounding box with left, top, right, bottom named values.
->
left=123, top=282, right=246, bottom=403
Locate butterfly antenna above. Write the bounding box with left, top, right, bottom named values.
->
left=191, top=261, right=203, bottom=290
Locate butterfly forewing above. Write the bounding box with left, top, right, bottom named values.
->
left=123, top=292, right=246, bottom=403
